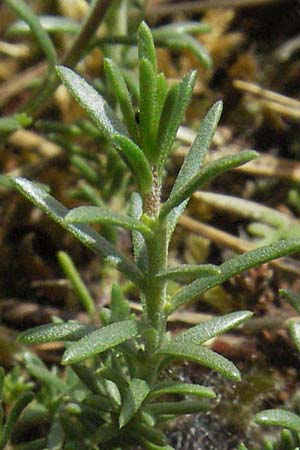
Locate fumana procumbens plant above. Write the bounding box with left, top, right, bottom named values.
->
left=10, top=22, right=300, bottom=449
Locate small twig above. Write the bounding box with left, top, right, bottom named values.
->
left=146, top=0, right=286, bottom=18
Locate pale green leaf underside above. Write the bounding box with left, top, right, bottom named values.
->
left=175, top=311, right=252, bottom=345
left=119, top=378, right=150, bottom=428
left=170, top=239, right=300, bottom=313
left=56, top=66, right=127, bottom=140
left=62, top=320, right=138, bottom=364
left=158, top=341, right=240, bottom=381
left=155, top=264, right=220, bottom=281
left=150, top=383, right=215, bottom=399
left=255, top=409, right=300, bottom=432
left=288, top=321, right=300, bottom=352
left=11, top=178, right=143, bottom=286
left=66, top=205, right=152, bottom=236
left=18, top=321, right=96, bottom=344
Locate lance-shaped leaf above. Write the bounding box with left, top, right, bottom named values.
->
left=175, top=311, right=252, bottom=345
left=255, top=410, right=300, bottom=432
left=111, top=283, right=131, bottom=322
left=18, top=321, right=96, bottom=345
left=160, top=150, right=258, bottom=219
left=7, top=16, right=80, bottom=35
left=62, top=320, right=138, bottom=364
left=11, top=178, right=143, bottom=286
left=280, top=289, right=300, bottom=315
left=138, top=22, right=158, bottom=73
left=66, top=205, right=152, bottom=236
left=288, top=321, right=300, bottom=352
left=129, top=192, right=148, bottom=273
left=155, top=264, right=220, bottom=281
left=104, top=58, right=139, bottom=144
left=139, top=58, right=158, bottom=162
left=157, top=34, right=211, bottom=69
left=112, top=134, right=153, bottom=194
left=169, top=239, right=300, bottom=313
left=150, top=383, right=215, bottom=399
left=4, top=0, right=57, bottom=68
left=56, top=66, right=127, bottom=139
left=157, top=71, right=197, bottom=178
left=166, top=101, right=223, bottom=242
left=157, top=342, right=240, bottom=381
left=119, top=378, right=150, bottom=428
left=0, top=392, right=34, bottom=450
left=142, top=441, right=174, bottom=450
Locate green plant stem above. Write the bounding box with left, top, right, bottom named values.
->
left=23, top=0, right=111, bottom=117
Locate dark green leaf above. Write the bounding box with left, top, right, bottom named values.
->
left=158, top=341, right=240, bottom=381
left=150, top=383, right=215, bottom=399
left=280, top=289, right=300, bottom=315
left=129, top=192, right=148, bottom=272
left=138, top=22, right=158, bottom=72
left=0, top=392, right=34, bottom=450
left=18, top=321, right=96, bottom=344
left=11, top=178, right=143, bottom=286
left=139, top=58, right=158, bottom=162
left=62, top=320, right=138, bottom=364
left=112, top=134, right=153, bottom=194
left=165, top=101, right=223, bottom=241
left=104, top=58, right=139, bottom=144
left=119, top=378, right=150, bottom=428
left=169, top=239, right=300, bottom=313
left=255, top=409, right=300, bottom=432
left=7, top=16, right=80, bottom=35
left=111, top=283, right=130, bottom=322
left=56, top=66, right=127, bottom=139
left=0, top=114, right=32, bottom=133
left=66, top=205, right=152, bottom=236
left=157, top=71, right=197, bottom=178
left=4, top=0, right=57, bottom=68
left=160, top=150, right=258, bottom=219
left=175, top=311, right=252, bottom=345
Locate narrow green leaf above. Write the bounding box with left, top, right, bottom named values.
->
left=104, top=58, right=139, bottom=144
left=157, top=34, right=211, bottom=69
left=169, top=239, right=300, bottom=313
left=175, top=311, right=252, bottom=345
left=142, top=440, right=175, bottom=450
left=157, top=341, right=241, bottom=381
left=112, top=134, right=153, bottom=194
left=25, top=363, right=65, bottom=392
left=138, top=22, right=158, bottom=72
left=0, top=114, right=32, bottom=133
left=0, top=392, right=34, bottom=450
left=7, top=16, right=80, bottom=35
left=62, top=320, right=138, bottom=364
left=129, top=192, right=148, bottom=272
left=160, top=150, right=258, bottom=219
left=11, top=178, right=143, bottom=286
left=4, top=0, right=57, bottom=68
left=157, top=71, right=197, bottom=178
left=255, top=409, right=300, bottom=432
left=155, top=264, right=220, bottom=281
left=46, top=419, right=64, bottom=450
left=119, top=378, right=150, bottom=428
left=288, top=321, right=300, bottom=352
left=147, top=399, right=211, bottom=416
left=56, top=66, right=127, bottom=139
left=18, top=321, right=96, bottom=344
left=66, top=205, right=152, bottom=236
left=166, top=101, right=223, bottom=242
left=280, top=289, right=300, bottom=315
left=110, top=283, right=130, bottom=322
left=57, top=251, right=95, bottom=316
left=150, top=383, right=216, bottom=399
left=139, top=58, right=158, bottom=161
